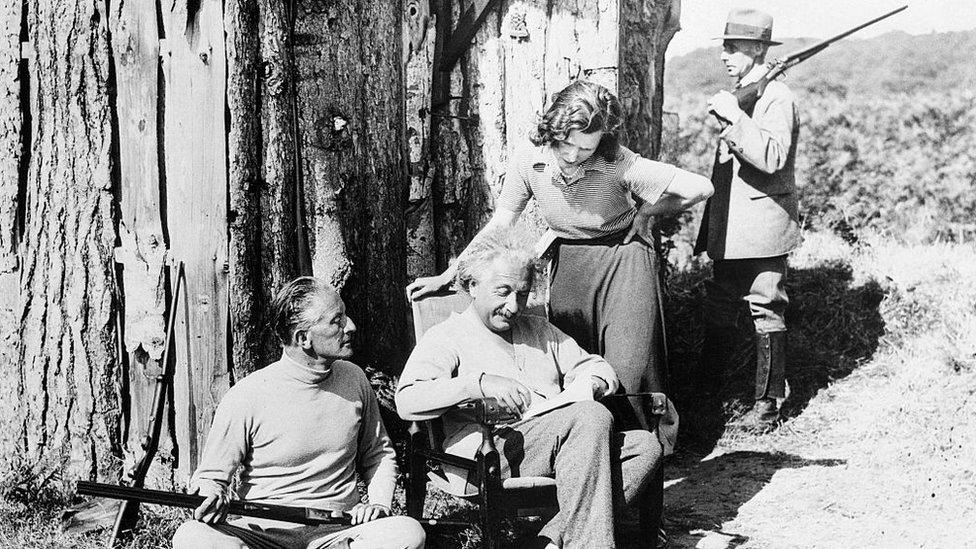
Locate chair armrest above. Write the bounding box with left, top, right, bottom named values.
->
left=603, top=392, right=669, bottom=416
left=457, top=397, right=521, bottom=426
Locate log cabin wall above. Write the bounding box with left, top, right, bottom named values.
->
left=0, top=0, right=676, bottom=487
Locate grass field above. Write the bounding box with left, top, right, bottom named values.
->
left=2, top=231, right=974, bottom=548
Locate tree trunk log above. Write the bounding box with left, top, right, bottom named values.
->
left=257, top=0, right=302, bottom=311
left=7, top=0, right=119, bottom=482
left=226, top=0, right=271, bottom=378
left=0, top=0, right=23, bottom=447
left=295, top=0, right=408, bottom=374
left=0, top=0, right=20, bottom=274
left=620, top=0, right=681, bottom=159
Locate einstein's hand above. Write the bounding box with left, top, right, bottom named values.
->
left=478, top=373, right=532, bottom=416
left=707, top=90, right=744, bottom=126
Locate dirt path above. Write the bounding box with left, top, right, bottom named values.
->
left=663, top=239, right=976, bottom=549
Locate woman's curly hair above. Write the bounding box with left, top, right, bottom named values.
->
left=529, top=80, right=624, bottom=161
left=455, top=226, right=545, bottom=298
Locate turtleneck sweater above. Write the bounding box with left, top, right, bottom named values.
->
left=191, top=353, right=397, bottom=511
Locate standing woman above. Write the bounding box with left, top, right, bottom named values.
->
left=407, top=80, right=712, bottom=430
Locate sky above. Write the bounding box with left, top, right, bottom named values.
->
left=666, top=1, right=976, bottom=58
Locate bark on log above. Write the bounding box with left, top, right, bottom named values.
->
left=226, top=0, right=272, bottom=377
left=620, top=0, right=681, bottom=159
left=0, top=0, right=20, bottom=275
left=0, top=0, right=23, bottom=431
left=5, top=0, right=119, bottom=481
left=257, top=0, right=302, bottom=307
left=161, top=0, right=230, bottom=478
left=294, top=0, right=409, bottom=374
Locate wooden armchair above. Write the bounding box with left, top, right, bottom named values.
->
left=404, top=290, right=666, bottom=549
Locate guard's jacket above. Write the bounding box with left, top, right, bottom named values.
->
left=695, top=79, right=801, bottom=259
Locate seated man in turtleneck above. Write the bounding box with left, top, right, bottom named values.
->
left=396, top=226, right=662, bottom=549
left=172, top=277, right=425, bottom=549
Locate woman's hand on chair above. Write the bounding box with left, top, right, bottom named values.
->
left=406, top=272, right=452, bottom=301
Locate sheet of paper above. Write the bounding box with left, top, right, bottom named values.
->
left=522, top=375, right=594, bottom=420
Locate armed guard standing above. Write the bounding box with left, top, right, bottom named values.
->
left=696, top=8, right=801, bottom=430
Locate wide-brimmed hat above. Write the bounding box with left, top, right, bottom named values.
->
left=715, top=8, right=782, bottom=45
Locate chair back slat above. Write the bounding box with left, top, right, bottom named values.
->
left=411, top=289, right=473, bottom=342
left=410, top=290, right=473, bottom=451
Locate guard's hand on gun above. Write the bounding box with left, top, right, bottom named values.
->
left=349, top=503, right=390, bottom=525
left=405, top=273, right=453, bottom=302
left=707, top=90, right=744, bottom=126
left=193, top=485, right=230, bottom=524
left=478, top=374, right=532, bottom=416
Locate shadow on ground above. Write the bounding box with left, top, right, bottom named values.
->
left=661, top=450, right=846, bottom=548
left=665, top=259, right=886, bottom=453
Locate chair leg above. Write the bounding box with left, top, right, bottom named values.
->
left=638, top=464, right=665, bottom=546
left=406, top=423, right=428, bottom=519
left=478, top=450, right=503, bottom=549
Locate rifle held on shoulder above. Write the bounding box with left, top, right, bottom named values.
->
left=724, top=5, right=907, bottom=116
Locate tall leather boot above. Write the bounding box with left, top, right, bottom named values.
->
left=736, top=331, right=787, bottom=431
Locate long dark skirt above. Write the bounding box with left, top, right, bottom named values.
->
left=548, top=231, right=667, bottom=431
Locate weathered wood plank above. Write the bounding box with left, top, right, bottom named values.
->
left=161, top=0, right=230, bottom=478
left=9, top=0, right=119, bottom=480
left=502, top=0, right=548, bottom=152
left=405, top=0, right=436, bottom=281
left=579, top=0, right=619, bottom=90
left=109, top=0, right=171, bottom=485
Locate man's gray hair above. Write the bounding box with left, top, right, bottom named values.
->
left=455, top=226, right=544, bottom=293
left=270, top=276, right=335, bottom=345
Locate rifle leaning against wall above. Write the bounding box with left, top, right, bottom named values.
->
left=61, top=261, right=185, bottom=545
left=713, top=5, right=907, bottom=120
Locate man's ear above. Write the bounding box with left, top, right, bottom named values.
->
left=294, top=328, right=312, bottom=350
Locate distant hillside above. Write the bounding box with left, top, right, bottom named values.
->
left=664, top=29, right=976, bottom=105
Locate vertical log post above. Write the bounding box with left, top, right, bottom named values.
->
left=226, top=0, right=268, bottom=378
left=161, top=0, right=230, bottom=478
left=404, top=0, right=436, bottom=284
left=0, top=0, right=23, bottom=436
left=257, top=0, right=301, bottom=309
left=295, top=0, right=408, bottom=374
left=11, top=0, right=119, bottom=480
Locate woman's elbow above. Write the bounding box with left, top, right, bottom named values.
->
left=691, top=175, right=714, bottom=202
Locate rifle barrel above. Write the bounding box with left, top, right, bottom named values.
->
left=787, top=5, right=907, bottom=62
